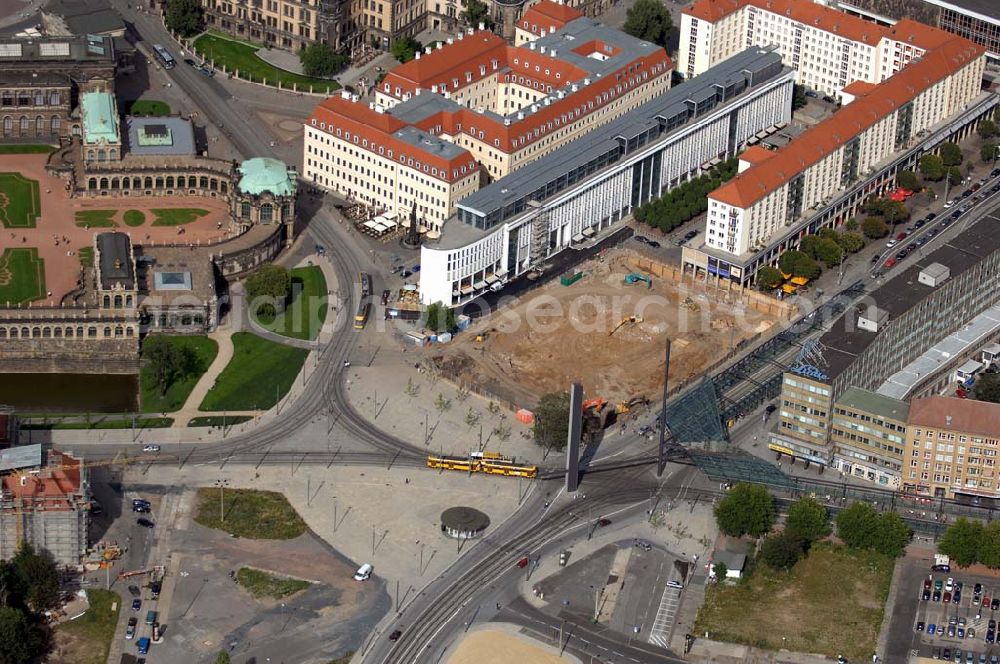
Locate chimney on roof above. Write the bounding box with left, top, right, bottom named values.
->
left=584, top=77, right=590, bottom=85
left=517, top=111, right=525, bottom=120
left=504, top=118, right=511, bottom=126
left=946, top=415, right=953, bottom=427
left=571, top=83, right=578, bottom=91
left=467, top=27, right=474, bottom=35
left=447, top=38, right=454, bottom=44
left=530, top=42, right=537, bottom=50
left=540, top=29, right=547, bottom=37
left=531, top=104, right=539, bottom=112
left=415, top=51, right=421, bottom=60
left=432, top=84, right=438, bottom=93
left=341, top=90, right=351, bottom=100
left=416, top=88, right=422, bottom=95
left=478, top=21, right=485, bottom=30
left=540, top=45, right=547, bottom=55
left=425, top=45, right=432, bottom=54
left=543, top=97, right=551, bottom=105
left=458, top=32, right=465, bottom=40
left=351, top=94, right=360, bottom=103
left=438, top=41, right=445, bottom=49
left=550, top=24, right=556, bottom=33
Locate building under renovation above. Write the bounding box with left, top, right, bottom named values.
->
left=0, top=446, right=89, bottom=568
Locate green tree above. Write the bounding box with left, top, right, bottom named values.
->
left=391, top=37, right=423, bottom=63
left=844, top=218, right=860, bottom=231
left=11, top=545, right=59, bottom=612
left=623, top=0, right=673, bottom=47
left=164, top=0, right=203, bottom=37
left=940, top=142, right=963, bottom=167
left=756, top=265, right=783, bottom=290
left=778, top=250, right=820, bottom=279
left=980, top=521, right=1000, bottom=569
left=977, top=119, right=998, bottom=141
left=872, top=512, right=912, bottom=558
left=299, top=43, right=348, bottom=78
left=792, top=84, right=807, bottom=110
left=759, top=531, right=805, bottom=570
left=0, top=607, right=38, bottom=664
left=836, top=231, right=865, bottom=253
left=461, top=0, right=494, bottom=30
left=424, top=301, right=455, bottom=333
left=938, top=518, right=985, bottom=568
left=948, top=166, right=963, bottom=187
left=813, top=237, right=843, bottom=267
left=534, top=391, right=570, bottom=451
left=981, top=143, right=998, bottom=163
left=861, top=216, right=889, bottom=239
left=713, top=483, right=774, bottom=538
left=712, top=561, right=728, bottom=579
left=785, top=496, right=830, bottom=543
left=835, top=502, right=879, bottom=550
left=896, top=170, right=920, bottom=191
left=246, top=264, right=291, bottom=319
left=975, top=373, right=1000, bottom=403
left=919, top=154, right=945, bottom=181
left=142, top=336, right=194, bottom=397
left=214, top=653, right=232, bottom=664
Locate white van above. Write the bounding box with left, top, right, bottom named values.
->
left=353, top=563, right=373, bottom=581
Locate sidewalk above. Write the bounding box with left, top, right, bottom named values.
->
left=170, top=329, right=242, bottom=427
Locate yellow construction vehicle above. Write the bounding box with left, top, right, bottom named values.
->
left=608, top=315, right=643, bottom=337
left=617, top=394, right=649, bottom=415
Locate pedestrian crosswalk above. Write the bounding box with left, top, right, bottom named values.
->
left=648, top=583, right=682, bottom=648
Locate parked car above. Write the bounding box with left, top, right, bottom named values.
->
left=871, top=253, right=881, bottom=264
left=884, top=258, right=897, bottom=269
left=684, top=230, right=699, bottom=241
left=380, top=289, right=390, bottom=306
left=896, top=232, right=908, bottom=241
left=142, top=445, right=160, bottom=453
left=949, top=624, right=957, bottom=637
left=929, top=623, right=937, bottom=635
left=805, top=90, right=819, bottom=98
left=947, top=578, right=955, bottom=591
left=934, top=590, right=942, bottom=601
left=886, top=239, right=898, bottom=248
left=955, top=590, right=963, bottom=604
left=944, top=199, right=955, bottom=208
left=399, top=270, right=411, bottom=278
left=597, top=518, right=612, bottom=527
left=137, top=637, right=150, bottom=655
left=647, top=240, right=661, bottom=248
left=943, top=648, right=951, bottom=661
left=945, top=591, right=953, bottom=603
left=926, top=212, right=938, bottom=220
left=315, top=244, right=326, bottom=256
left=128, top=585, right=141, bottom=597
left=150, top=582, right=161, bottom=598
left=136, top=517, right=155, bottom=528
left=633, top=235, right=650, bottom=245
left=126, top=617, right=137, bottom=640
left=131, top=598, right=141, bottom=612
left=923, top=589, right=932, bottom=601
left=411, top=264, right=421, bottom=273
left=917, top=621, right=926, bottom=632
left=959, top=627, right=966, bottom=638
left=992, top=598, right=999, bottom=611
left=389, top=629, right=402, bottom=641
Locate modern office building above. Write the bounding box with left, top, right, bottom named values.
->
left=304, top=17, right=672, bottom=229
left=769, top=220, right=1000, bottom=470
left=903, top=395, right=1000, bottom=501
left=417, top=47, right=793, bottom=305
left=921, top=0, right=1000, bottom=63
left=681, top=24, right=987, bottom=286
left=829, top=387, right=908, bottom=488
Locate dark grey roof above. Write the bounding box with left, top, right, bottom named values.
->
left=45, top=0, right=124, bottom=35
left=532, top=16, right=662, bottom=78
left=0, top=72, right=70, bottom=86
left=454, top=47, right=786, bottom=229
left=126, top=116, right=196, bottom=156
left=393, top=124, right=468, bottom=160
left=923, top=0, right=1000, bottom=21
left=440, top=506, right=490, bottom=531
left=0, top=444, right=42, bottom=473
left=836, top=387, right=909, bottom=421
left=821, top=219, right=1000, bottom=381
left=0, top=35, right=116, bottom=63
left=97, top=232, right=134, bottom=290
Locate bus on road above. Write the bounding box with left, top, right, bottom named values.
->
left=354, top=302, right=371, bottom=329
left=152, top=44, right=175, bottom=69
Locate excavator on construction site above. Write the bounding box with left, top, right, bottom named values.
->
left=624, top=273, right=652, bottom=288
left=609, top=315, right=643, bottom=336
left=581, top=398, right=614, bottom=440
left=616, top=394, right=649, bottom=415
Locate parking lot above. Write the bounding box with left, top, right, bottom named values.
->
left=912, top=569, right=1000, bottom=662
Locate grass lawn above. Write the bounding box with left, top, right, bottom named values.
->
left=236, top=567, right=310, bottom=599
left=199, top=332, right=307, bottom=411
left=193, top=33, right=340, bottom=93
left=254, top=266, right=327, bottom=341
left=187, top=415, right=253, bottom=427
left=53, top=590, right=120, bottom=664
left=77, top=246, right=94, bottom=267
left=150, top=208, right=209, bottom=226
left=193, top=487, right=306, bottom=539
left=127, top=99, right=171, bottom=116
left=0, top=248, right=45, bottom=304
left=139, top=335, right=219, bottom=413
left=0, top=144, right=55, bottom=154
left=123, top=210, right=146, bottom=227
left=75, top=210, right=117, bottom=227
left=695, top=542, right=894, bottom=660
left=0, top=172, right=41, bottom=228
left=22, top=417, right=173, bottom=430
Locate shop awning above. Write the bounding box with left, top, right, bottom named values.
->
left=572, top=233, right=585, bottom=243
left=582, top=227, right=596, bottom=237
left=460, top=286, right=473, bottom=294
left=473, top=281, right=487, bottom=290
left=484, top=275, right=499, bottom=284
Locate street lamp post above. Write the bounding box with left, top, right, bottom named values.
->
left=215, top=479, right=230, bottom=523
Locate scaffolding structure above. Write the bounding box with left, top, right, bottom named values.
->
left=0, top=450, right=90, bottom=568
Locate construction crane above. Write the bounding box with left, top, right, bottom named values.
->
left=609, top=315, right=643, bottom=336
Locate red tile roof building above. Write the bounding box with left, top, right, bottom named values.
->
left=903, top=396, right=1000, bottom=499
left=0, top=450, right=89, bottom=566
left=303, top=18, right=672, bottom=231
left=678, top=0, right=966, bottom=95
left=515, top=0, right=584, bottom=45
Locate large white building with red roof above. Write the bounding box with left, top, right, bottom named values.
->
left=679, top=9, right=989, bottom=286
left=303, top=7, right=671, bottom=230
left=679, top=0, right=965, bottom=95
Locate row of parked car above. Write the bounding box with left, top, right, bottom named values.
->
left=929, top=648, right=1000, bottom=663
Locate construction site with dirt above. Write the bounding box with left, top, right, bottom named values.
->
left=430, top=249, right=794, bottom=412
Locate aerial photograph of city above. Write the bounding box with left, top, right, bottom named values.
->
left=0, top=0, right=999, bottom=661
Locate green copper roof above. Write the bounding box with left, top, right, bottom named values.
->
left=81, top=91, right=119, bottom=145
left=237, top=157, right=295, bottom=196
